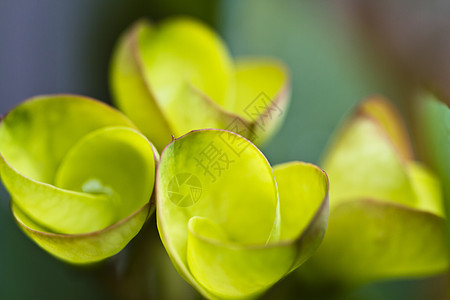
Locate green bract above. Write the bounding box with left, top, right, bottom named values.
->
left=305, top=97, right=448, bottom=284
left=156, top=129, right=329, bottom=299
left=0, top=95, right=158, bottom=264
left=110, top=17, right=290, bottom=151
left=414, top=94, right=450, bottom=255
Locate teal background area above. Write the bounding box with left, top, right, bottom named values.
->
left=220, top=0, right=391, bottom=165
left=0, top=0, right=446, bottom=299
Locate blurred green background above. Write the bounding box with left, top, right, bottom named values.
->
left=0, top=0, right=447, bottom=299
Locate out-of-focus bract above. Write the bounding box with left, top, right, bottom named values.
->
left=110, top=17, right=290, bottom=151
left=304, top=97, right=448, bottom=284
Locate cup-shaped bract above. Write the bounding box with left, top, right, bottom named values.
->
left=110, top=17, right=290, bottom=151
left=0, top=95, right=158, bottom=264
left=156, top=129, right=329, bottom=299
left=305, top=97, right=448, bottom=284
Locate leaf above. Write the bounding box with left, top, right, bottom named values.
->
left=0, top=95, right=158, bottom=263
left=157, top=129, right=328, bottom=298
left=414, top=94, right=450, bottom=254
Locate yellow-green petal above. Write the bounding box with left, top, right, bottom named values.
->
left=232, top=58, right=291, bottom=145
left=406, top=161, right=444, bottom=217
left=0, top=158, right=114, bottom=234
left=155, top=82, right=252, bottom=138
left=0, top=95, right=135, bottom=183
left=54, top=126, right=157, bottom=223
left=110, top=20, right=173, bottom=150
left=139, top=17, right=235, bottom=110
left=309, top=199, right=448, bottom=284
left=322, top=113, right=416, bottom=209
left=12, top=202, right=152, bottom=264
left=358, top=97, right=413, bottom=160
left=186, top=216, right=296, bottom=299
